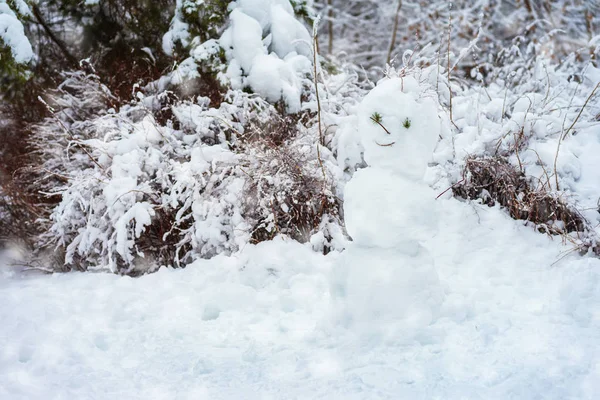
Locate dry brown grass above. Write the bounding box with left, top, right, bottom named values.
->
left=453, top=156, right=586, bottom=235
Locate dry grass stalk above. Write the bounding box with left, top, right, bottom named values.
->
left=453, top=157, right=586, bottom=234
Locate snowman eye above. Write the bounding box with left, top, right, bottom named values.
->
left=370, top=112, right=392, bottom=135
left=370, top=112, right=383, bottom=124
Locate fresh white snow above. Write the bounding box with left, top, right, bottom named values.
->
left=219, top=0, right=313, bottom=112
left=0, top=0, right=33, bottom=64
left=2, top=197, right=600, bottom=399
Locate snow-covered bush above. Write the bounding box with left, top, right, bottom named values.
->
left=428, top=43, right=600, bottom=251
left=25, top=0, right=352, bottom=274
left=36, top=87, right=344, bottom=273
left=452, top=156, right=586, bottom=235
left=0, top=0, right=33, bottom=65
left=166, top=0, right=319, bottom=112
left=0, top=0, right=33, bottom=92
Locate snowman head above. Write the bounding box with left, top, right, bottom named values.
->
left=358, top=76, right=441, bottom=181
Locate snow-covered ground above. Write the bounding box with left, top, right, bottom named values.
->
left=2, top=195, right=599, bottom=399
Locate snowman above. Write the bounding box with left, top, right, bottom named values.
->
left=333, top=76, right=445, bottom=342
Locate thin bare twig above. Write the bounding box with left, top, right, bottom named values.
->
left=554, top=81, right=600, bottom=189
left=447, top=11, right=458, bottom=129
left=370, top=116, right=392, bottom=135
left=312, top=17, right=327, bottom=181
left=386, top=0, right=403, bottom=64
left=561, top=81, right=600, bottom=140
left=327, top=0, right=333, bottom=55
left=31, top=4, right=78, bottom=67
left=436, top=179, right=464, bottom=199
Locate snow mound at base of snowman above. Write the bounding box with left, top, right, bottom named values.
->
left=331, top=245, right=445, bottom=343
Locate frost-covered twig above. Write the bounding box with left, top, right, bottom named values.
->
left=386, top=0, right=402, bottom=64
left=554, top=81, right=600, bottom=189
left=312, top=15, right=327, bottom=182
left=561, top=81, right=600, bottom=140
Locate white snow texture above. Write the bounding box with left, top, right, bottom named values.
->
left=0, top=0, right=33, bottom=63
left=219, top=1, right=312, bottom=112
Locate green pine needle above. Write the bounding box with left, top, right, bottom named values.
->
left=370, top=112, right=383, bottom=124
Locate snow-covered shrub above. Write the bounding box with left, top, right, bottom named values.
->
left=167, top=0, right=318, bottom=112
left=1, top=67, right=114, bottom=246
left=238, top=105, right=340, bottom=246
left=453, top=157, right=586, bottom=235
left=24, top=0, right=352, bottom=273
left=163, top=0, right=230, bottom=58
left=0, top=0, right=33, bottom=97
left=32, top=68, right=117, bottom=182
left=0, top=0, right=33, bottom=65
left=426, top=36, right=600, bottom=252
left=10, top=0, right=599, bottom=273
left=36, top=87, right=343, bottom=273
